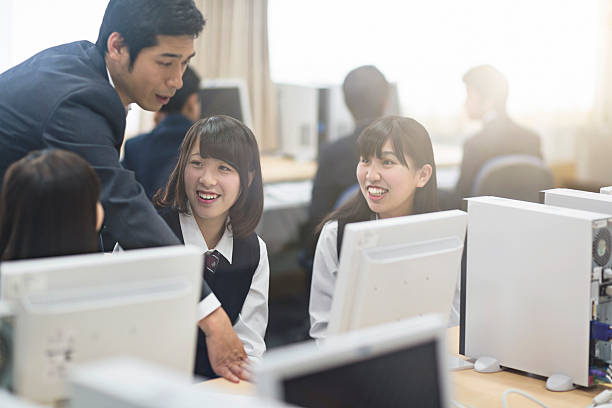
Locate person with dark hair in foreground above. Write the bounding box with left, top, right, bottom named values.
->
left=123, top=66, right=202, bottom=199
left=0, top=149, right=104, bottom=261
left=0, top=0, right=248, bottom=382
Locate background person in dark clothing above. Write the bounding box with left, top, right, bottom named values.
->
left=440, top=65, right=542, bottom=209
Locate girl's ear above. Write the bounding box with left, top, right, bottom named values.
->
left=416, top=164, right=433, bottom=188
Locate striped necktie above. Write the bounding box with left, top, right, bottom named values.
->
left=205, top=250, right=220, bottom=275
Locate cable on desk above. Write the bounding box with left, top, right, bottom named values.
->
left=451, top=400, right=476, bottom=408
left=501, top=389, right=549, bottom=408
left=587, top=388, right=612, bottom=407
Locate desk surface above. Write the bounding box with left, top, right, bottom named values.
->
left=260, top=155, right=317, bottom=184
left=197, top=326, right=602, bottom=407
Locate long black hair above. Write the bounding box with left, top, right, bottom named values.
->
left=0, top=149, right=101, bottom=260
left=319, top=116, right=438, bottom=231
left=154, top=115, right=264, bottom=239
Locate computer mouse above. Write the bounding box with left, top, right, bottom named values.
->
left=545, top=374, right=575, bottom=391
left=474, top=356, right=501, bottom=373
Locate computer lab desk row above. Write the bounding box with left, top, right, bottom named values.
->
left=197, top=327, right=602, bottom=408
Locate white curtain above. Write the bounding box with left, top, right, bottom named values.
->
left=193, top=0, right=277, bottom=151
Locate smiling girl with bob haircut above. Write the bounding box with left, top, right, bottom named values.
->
left=309, top=115, right=439, bottom=339
left=154, top=115, right=267, bottom=379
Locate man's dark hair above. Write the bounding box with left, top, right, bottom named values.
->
left=161, top=66, right=201, bottom=113
left=96, top=0, right=205, bottom=66
left=462, top=65, right=509, bottom=112
left=343, top=65, right=390, bottom=122
left=0, top=149, right=102, bottom=260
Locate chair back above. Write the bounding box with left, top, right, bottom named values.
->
left=471, top=155, right=553, bottom=202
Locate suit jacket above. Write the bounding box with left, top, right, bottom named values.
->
left=455, top=114, right=542, bottom=200
left=0, top=41, right=211, bottom=298
left=123, top=114, right=192, bottom=199
left=301, top=123, right=369, bottom=258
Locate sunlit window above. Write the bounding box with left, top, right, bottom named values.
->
left=269, top=0, right=601, bottom=150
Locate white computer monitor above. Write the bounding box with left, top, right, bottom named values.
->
left=327, top=210, right=467, bottom=335
left=0, top=246, right=203, bottom=404
left=256, top=314, right=451, bottom=408
left=544, top=188, right=612, bottom=215
left=69, top=357, right=275, bottom=408
left=199, top=78, right=253, bottom=129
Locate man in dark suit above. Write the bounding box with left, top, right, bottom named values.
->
left=0, top=0, right=248, bottom=382
left=448, top=65, right=542, bottom=207
left=123, top=66, right=201, bottom=199
left=300, top=65, right=389, bottom=269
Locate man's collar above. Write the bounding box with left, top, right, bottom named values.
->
left=106, top=66, right=131, bottom=115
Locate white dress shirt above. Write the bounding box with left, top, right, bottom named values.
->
left=308, top=220, right=460, bottom=340
left=180, top=212, right=269, bottom=360
left=308, top=220, right=339, bottom=340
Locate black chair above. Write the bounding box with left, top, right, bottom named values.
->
left=471, top=154, right=554, bottom=203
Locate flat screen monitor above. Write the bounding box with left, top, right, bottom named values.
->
left=70, top=357, right=275, bottom=408
left=199, top=79, right=253, bottom=129
left=256, top=314, right=450, bottom=408
left=0, top=246, right=203, bottom=404
left=327, top=210, right=467, bottom=335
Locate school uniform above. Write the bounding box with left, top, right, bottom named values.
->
left=309, top=219, right=460, bottom=340
left=158, top=207, right=269, bottom=378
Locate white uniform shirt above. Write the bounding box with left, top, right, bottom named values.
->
left=308, top=220, right=339, bottom=340
left=308, top=220, right=461, bottom=340
left=180, top=212, right=269, bottom=360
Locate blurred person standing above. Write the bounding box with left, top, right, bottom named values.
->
left=442, top=65, right=542, bottom=208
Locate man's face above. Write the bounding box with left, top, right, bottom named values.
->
left=113, top=35, right=196, bottom=111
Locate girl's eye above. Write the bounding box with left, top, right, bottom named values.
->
left=360, top=158, right=370, bottom=164
left=383, top=159, right=396, bottom=165
left=158, top=61, right=172, bottom=67
left=219, top=165, right=233, bottom=172
left=190, top=160, right=203, bottom=166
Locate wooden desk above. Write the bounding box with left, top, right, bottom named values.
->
left=260, top=155, right=316, bottom=183
left=198, top=329, right=602, bottom=407
left=446, top=327, right=600, bottom=407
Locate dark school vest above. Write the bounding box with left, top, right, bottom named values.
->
left=158, top=208, right=260, bottom=378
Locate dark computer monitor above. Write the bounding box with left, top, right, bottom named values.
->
left=256, top=315, right=450, bottom=408
left=199, top=79, right=253, bottom=128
